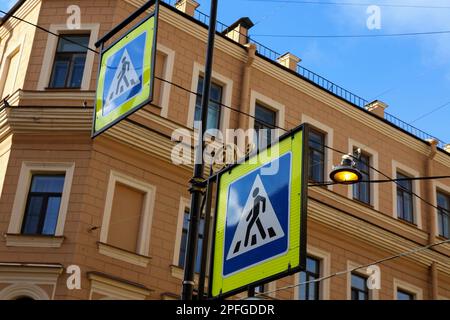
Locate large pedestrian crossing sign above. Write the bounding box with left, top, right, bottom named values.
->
left=210, top=125, right=309, bottom=298
left=93, top=14, right=157, bottom=137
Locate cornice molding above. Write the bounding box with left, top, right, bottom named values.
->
left=309, top=199, right=450, bottom=275
left=0, top=0, right=41, bottom=38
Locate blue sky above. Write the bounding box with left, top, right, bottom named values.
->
left=1, top=0, right=449, bottom=143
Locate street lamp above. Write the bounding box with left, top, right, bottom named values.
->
left=329, top=154, right=362, bottom=185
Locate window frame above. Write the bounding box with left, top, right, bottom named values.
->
left=37, top=24, right=99, bottom=91
left=99, top=170, right=156, bottom=264
left=393, top=279, right=423, bottom=300
left=392, top=160, right=422, bottom=229
left=308, top=128, right=326, bottom=184
left=348, top=139, right=380, bottom=210
left=346, top=261, right=379, bottom=300
left=396, top=171, right=415, bottom=224
left=350, top=272, right=369, bottom=300
left=48, top=34, right=90, bottom=89
left=298, top=256, right=321, bottom=300
left=187, top=62, right=232, bottom=131
left=21, top=174, right=66, bottom=235
left=253, top=102, right=277, bottom=147
left=8, top=162, right=75, bottom=241
left=294, top=246, right=331, bottom=300
left=301, top=115, right=334, bottom=190
left=249, top=90, right=285, bottom=147
left=353, top=150, right=371, bottom=205
left=194, top=76, right=224, bottom=131
left=436, top=190, right=450, bottom=239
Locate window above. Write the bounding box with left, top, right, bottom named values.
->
left=107, top=183, right=145, bottom=253
left=308, top=129, right=325, bottom=183
left=437, top=191, right=449, bottom=238
left=397, top=172, right=414, bottom=224
left=351, top=273, right=369, bottom=300
left=298, top=256, right=321, bottom=300
left=21, top=174, right=65, bottom=235
left=353, top=151, right=371, bottom=205
left=178, top=207, right=205, bottom=273
left=254, top=103, right=277, bottom=147
left=99, top=171, right=155, bottom=266
left=49, top=34, right=90, bottom=88
left=194, top=77, right=223, bottom=130
left=397, top=289, right=415, bottom=300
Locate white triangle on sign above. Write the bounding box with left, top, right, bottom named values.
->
left=226, top=175, right=285, bottom=260
left=105, top=49, right=141, bottom=110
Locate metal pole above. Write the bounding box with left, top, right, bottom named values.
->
left=182, top=0, right=219, bottom=301
left=198, top=169, right=216, bottom=299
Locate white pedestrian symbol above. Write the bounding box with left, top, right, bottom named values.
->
left=227, top=175, right=284, bottom=260
left=105, top=49, right=140, bottom=111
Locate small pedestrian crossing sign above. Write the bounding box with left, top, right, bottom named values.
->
left=93, top=15, right=156, bottom=137
left=226, top=174, right=286, bottom=262
left=210, top=126, right=308, bottom=299
left=104, top=49, right=141, bottom=115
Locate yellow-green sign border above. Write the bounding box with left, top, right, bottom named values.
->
left=92, top=13, right=158, bottom=138
left=209, top=124, right=310, bottom=299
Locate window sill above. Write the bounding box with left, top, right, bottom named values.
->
left=170, top=265, right=206, bottom=283
left=397, top=217, right=417, bottom=228
left=352, top=198, right=374, bottom=210
left=5, top=233, right=65, bottom=248
left=97, top=242, right=151, bottom=268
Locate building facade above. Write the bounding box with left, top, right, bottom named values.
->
left=0, top=0, right=449, bottom=300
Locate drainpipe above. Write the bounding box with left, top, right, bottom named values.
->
left=430, top=262, right=439, bottom=300
left=426, top=139, right=438, bottom=245
left=238, top=43, right=256, bottom=130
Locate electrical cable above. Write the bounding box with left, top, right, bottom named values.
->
left=249, top=238, right=450, bottom=299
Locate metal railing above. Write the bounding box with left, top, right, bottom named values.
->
left=162, top=0, right=448, bottom=149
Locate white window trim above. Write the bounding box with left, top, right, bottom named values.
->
left=249, top=90, right=285, bottom=143
left=392, top=160, right=422, bottom=229
left=393, top=278, right=423, bottom=300
left=88, top=273, right=150, bottom=300
left=347, top=139, right=379, bottom=210
left=157, top=43, right=175, bottom=118
left=7, top=162, right=75, bottom=238
left=100, top=170, right=156, bottom=261
left=0, top=283, right=50, bottom=300
left=346, top=261, right=379, bottom=300
left=187, top=61, right=232, bottom=130
left=0, top=34, right=26, bottom=98
left=173, top=197, right=191, bottom=266
left=37, top=23, right=100, bottom=90
left=301, top=115, right=334, bottom=191
left=294, top=245, right=331, bottom=300
left=432, top=181, right=450, bottom=237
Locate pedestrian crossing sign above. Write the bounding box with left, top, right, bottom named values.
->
left=93, top=14, right=156, bottom=137
left=210, top=125, right=309, bottom=299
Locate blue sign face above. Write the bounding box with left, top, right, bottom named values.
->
left=102, top=32, right=147, bottom=116
left=223, top=152, right=292, bottom=277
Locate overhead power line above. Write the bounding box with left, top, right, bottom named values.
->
left=252, top=30, right=450, bottom=39
left=0, top=9, right=99, bottom=54
left=251, top=238, right=450, bottom=299
left=410, top=100, right=450, bottom=124
left=244, top=0, right=450, bottom=9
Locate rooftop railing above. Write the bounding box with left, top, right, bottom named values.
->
left=162, top=0, right=447, bottom=149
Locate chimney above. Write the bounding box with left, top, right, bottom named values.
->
left=365, top=100, right=388, bottom=118
left=222, top=17, right=254, bottom=45
left=444, top=144, right=450, bottom=154
left=175, top=0, right=199, bottom=17
left=277, top=52, right=301, bottom=71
